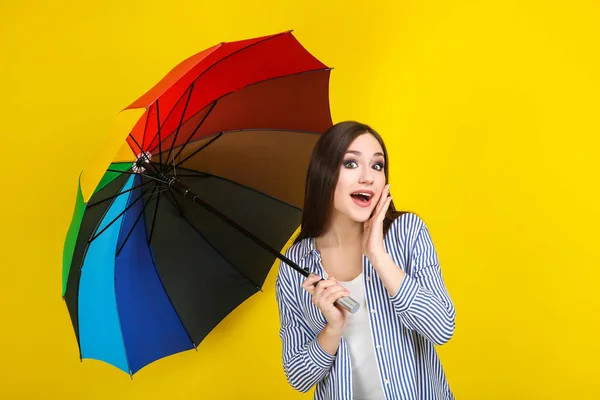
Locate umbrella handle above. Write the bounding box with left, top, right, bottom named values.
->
left=313, top=278, right=360, bottom=314
left=336, top=295, right=360, bottom=314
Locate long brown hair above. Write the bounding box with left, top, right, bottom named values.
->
left=294, top=121, right=407, bottom=244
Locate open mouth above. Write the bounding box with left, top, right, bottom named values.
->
left=350, top=191, right=374, bottom=207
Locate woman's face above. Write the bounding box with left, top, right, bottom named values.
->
left=332, top=133, right=387, bottom=224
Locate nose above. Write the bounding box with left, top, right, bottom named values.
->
left=359, top=167, right=374, bottom=185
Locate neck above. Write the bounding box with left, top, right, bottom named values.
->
left=318, top=211, right=363, bottom=249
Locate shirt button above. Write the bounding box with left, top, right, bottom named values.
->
left=371, top=309, right=376, bottom=314
left=385, top=379, right=390, bottom=385
left=366, top=276, right=371, bottom=281
left=376, top=344, right=381, bottom=350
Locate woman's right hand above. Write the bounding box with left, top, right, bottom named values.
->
left=302, top=274, right=349, bottom=331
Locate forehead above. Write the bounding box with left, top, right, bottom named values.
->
left=346, top=133, right=384, bottom=155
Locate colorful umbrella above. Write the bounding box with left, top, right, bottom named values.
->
left=61, top=30, right=338, bottom=376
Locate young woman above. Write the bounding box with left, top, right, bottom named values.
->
left=275, top=121, right=456, bottom=400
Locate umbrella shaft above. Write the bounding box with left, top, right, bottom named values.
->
left=166, top=177, right=310, bottom=278
left=165, top=176, right=359, bottom=314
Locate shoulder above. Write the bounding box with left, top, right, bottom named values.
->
left=386, top=211, right=428, bottom=244
left=385, top=212, right=439, bottom=272
left=276, top=236, right=313, bottom=283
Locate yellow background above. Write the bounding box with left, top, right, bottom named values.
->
left=1, top=0, right=599, bottom=399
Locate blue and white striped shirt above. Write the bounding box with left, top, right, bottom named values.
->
left=275, top=212, right=456, bottom=399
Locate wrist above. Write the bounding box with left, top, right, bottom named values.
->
left=324, top=322, right=345, bottom=337
left=368, top=250, right=391, bottom=267
left=318, top=323, right=344, bottom=357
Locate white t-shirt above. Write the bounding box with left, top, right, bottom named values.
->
left=322, top=270, right=386, bottom=400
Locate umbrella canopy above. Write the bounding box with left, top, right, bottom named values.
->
left=62, top=30, right=333, bottom=376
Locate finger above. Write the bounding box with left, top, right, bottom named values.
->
left=322, top=287, right=352, bottom=310
left=302, top=274, right=321, bottom=288
left=377, top=193, right=393, bottom=220
left=374, top=184, right=390, bottom=216
left=315, top=277, right=338, bottom=290
left=372, top=187, right=385, bottom=216
left=315, top=279, right=342, bottom=301
left=313, top=279, right=339, bottom=302
left=375, top=186, right=392, bottom=219
left=302, top=274, right=322, bottom=293
left=318, top=285, right=348, bottom=308
left=322, top=285, right=349, bottom=303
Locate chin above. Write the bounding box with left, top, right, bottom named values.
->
left=333, top=200, right=377, bottom=224
left=347, top=208, right=375, bottom=223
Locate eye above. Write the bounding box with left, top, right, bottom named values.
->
left=343, top=160, right=358, bottom=169
left=373, top=162, right=384, bottom=171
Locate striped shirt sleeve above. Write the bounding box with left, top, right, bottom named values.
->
left=389, top=218, right=456, bottom=345
left=275, top=253, right=335, bottom=392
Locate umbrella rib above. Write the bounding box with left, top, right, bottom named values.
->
left=171, top=100, right=218, bottom=167
left=129, top=127, right=146, bottom=155
left=76, top=178, right=143, bottom=272
left=161, top=127, right=322, bottom=181
left=89, top=185, right=156, bottom=244
left=173, top=166, right=301, bottom=211
left=113, top=284, right=134, bottom=378
left=141, top=204, right=198, bottom=350
left=162, top=174, right=210, bottom=178
left=115, top=184, right=162, bottom=257
left=147, top=66, right=332, bottom=157
left=140, top=31, right=290, bottom=154
left=166, top=127, right=323, bottom=159
left=164, top=83, right=195, bottom=177
left=170, top=179, right=310, bottom=280
left=106, top=168, right=168, bottom=185
left=161, top=189, right=263, bottom=291
left=77, top=181, right=160, bottom=282
left=155, top=101, right=164, bottom=172
left=107, top=169, right=139, bottom=175
left=160, top=168, right=209, bottom=178
left=66, top=175, right=147, bottom=361
left=165, top=132, right=223, bottom=175
left=164, top=127, right=322, bottom=174
left=189, top=31, right=290, bottom=88
left=87, top=179, right=155, bottom=209
left=146, top=176, right=164, bottom=245
left=140, top=105, right=151, bottom=151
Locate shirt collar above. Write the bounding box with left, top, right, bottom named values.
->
left=297, top=236, right=319, bottom=261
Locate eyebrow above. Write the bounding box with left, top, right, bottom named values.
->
left=345, top=150, right=385, bottom=157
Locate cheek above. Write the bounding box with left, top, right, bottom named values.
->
left=371, top=175, right=386, bottom=199
left=333, top=183, right=348, bottom=206
left=333, top=171, right=353, bottom=204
